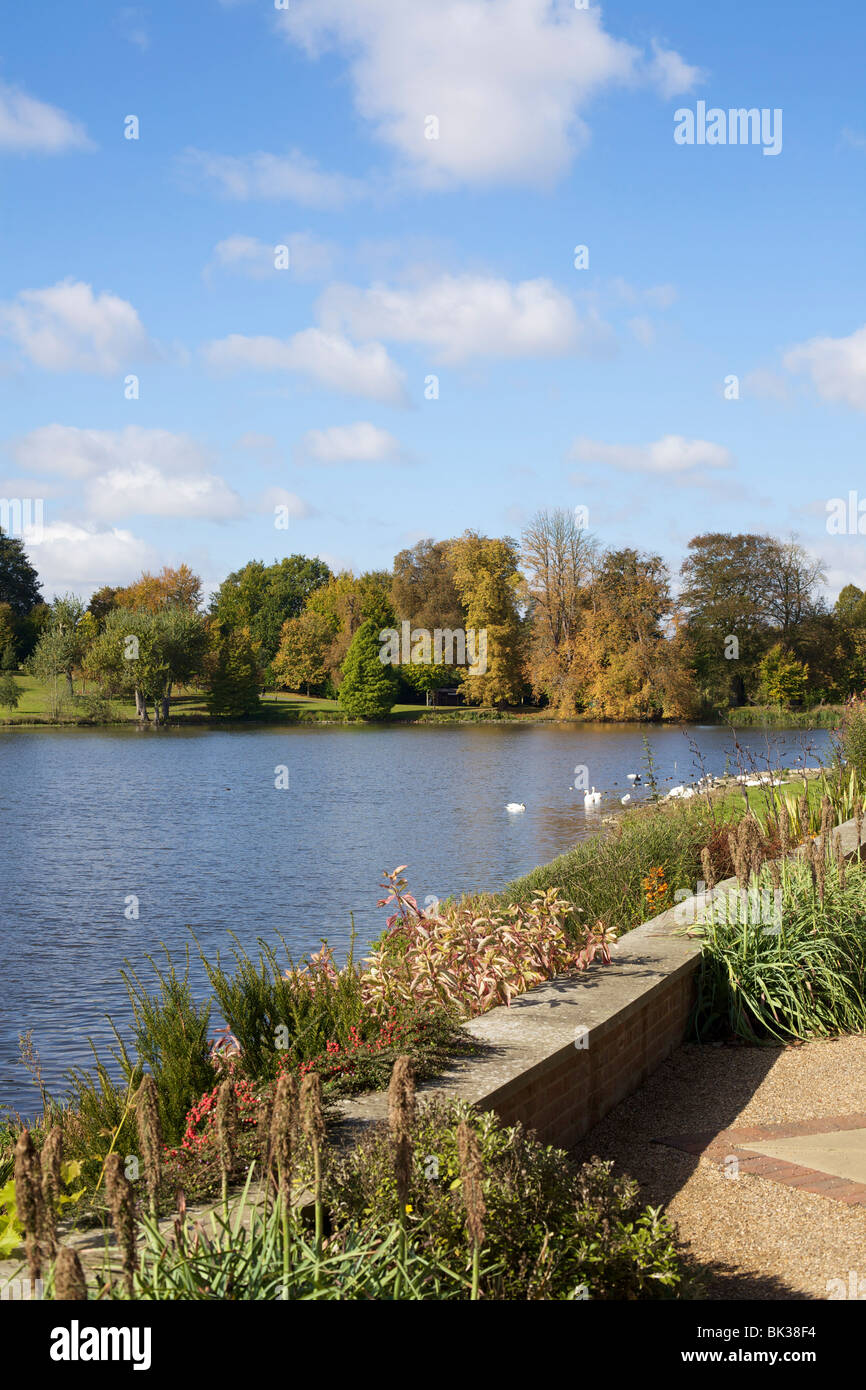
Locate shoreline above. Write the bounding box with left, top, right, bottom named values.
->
left=0, top=706, right=843, bottom=732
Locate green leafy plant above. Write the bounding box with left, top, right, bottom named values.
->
left=692, top=854, right=866, bottom=1043
left=322, top=1097, right=685, bottom=1300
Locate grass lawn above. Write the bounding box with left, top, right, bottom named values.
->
left=0, top=676, right=483, bottom=725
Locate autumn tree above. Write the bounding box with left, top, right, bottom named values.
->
left=305, top=570, right=395, bottom=689
left=391, top=539, right=465, bottom=631
left=522, top=508, right=597, bottom=716
left=448, top=532, right=526, bottom=707
left=272, top=609, right=335, bottom=695
left=117, top=564, right=203, bottom=614
left=573, top=549, right=688, bottom=720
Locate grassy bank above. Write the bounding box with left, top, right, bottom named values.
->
left=724, top=703, right=843, bottom=729
left=0, top=676, right=517, bottom=727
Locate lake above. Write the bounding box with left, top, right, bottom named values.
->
left=0, top=721, right=832, bottom=1115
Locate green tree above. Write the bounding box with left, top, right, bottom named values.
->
left=338, top=619, right=400, bottom=719
left=759, top=644, right=810, bottom=707
left=0, top=672, right=21, bottom=710
left=203, top=623, right=262, bottom=717
left=84, top=607, right=208, bottom=724
left=210, top=555, right=332, bottom=663
left=0, top=602, right=17, bottom=668
left=0, top=527, right=42, bottom=616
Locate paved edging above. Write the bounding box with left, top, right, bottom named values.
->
left=333, top=812, right=865, bottom=1150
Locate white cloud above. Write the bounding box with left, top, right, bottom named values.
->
left=207, top=231, right=336, bottom=282
left=0, top=81, right=91, bottom=154
left=204, top=327, right=408, bottom=403
left=86, top=464, right=241, bottom=522
left=0, top=280, right=151, bottom=373
left=784, top=324, right=866, bottom=411
left=23, top=521, right=156, bottom=596
left=571, top=433, right=732, bottom=478
left=10, top=425, right=242, bottom=521
left=11, top=425, right=206, bottom=480
left=258, top=487, right=312, bottom=519
left=299, top=421, right=403, bottom=463
left=646, top=40, right=704, bottom=100
left=184, top=147, right=363, bottom=207
left=317, top=274, right=603, bottom=363
left=275, top=0, right=700, bottom=188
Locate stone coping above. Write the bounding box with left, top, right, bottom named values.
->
left=332, top=813, right=866, bottom=1140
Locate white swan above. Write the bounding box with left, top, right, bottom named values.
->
left=583, top=786, right=601, bottom=806
left=506, top=802, right=526, bottom=813
left=627, top=773, right=640, bottom=783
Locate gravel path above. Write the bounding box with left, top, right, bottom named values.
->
left=571, top=1036, right=866, bottom=1300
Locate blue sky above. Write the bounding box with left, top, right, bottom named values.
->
left=2, top=0, right=865, bottom=602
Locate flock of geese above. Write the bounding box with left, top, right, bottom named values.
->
left=506, top=772, right=641, bottom=813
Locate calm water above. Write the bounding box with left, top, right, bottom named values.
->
left=0, top=722, right=831, bottom=1114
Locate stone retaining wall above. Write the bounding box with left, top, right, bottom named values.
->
left=335, top=814, right=863, bottom=1152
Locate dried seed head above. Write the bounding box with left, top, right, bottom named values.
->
left=14, top=1129, right=45, bottom=1281
left=815, top=842, right=826, bottom=904
left=40, top=1126, right=63, bottom=1201
left=388, top=1056, right=416, bottom=1210
left=300, top=1072, right=325, bottom=1149
left=269, top=1072, right=298, bottom=1204
left=53, top=1245, right=88, bottom=1301
left=768, top=859, right=781, bottom=893
left=700, top=847, right=715, bottom=892
left=215, top=1079, right=238, bottom=1182
left=457, top=1119, right=486, bottom=1249
left=104, top=1153, right=137, bottom=1298
left=779, top=807, right=791, bottom=857
left=837, top=838, right=848, bottom=889
left=727, top=830, right=742, bottom=885
left=134, top=1075, right=163, bottom=1212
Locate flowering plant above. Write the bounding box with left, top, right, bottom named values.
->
left=362, top=867, right=616, bottom=1018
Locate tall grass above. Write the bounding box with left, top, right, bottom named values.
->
left=691, top=855, right=866, bottom=1043
left=495, top=799, right=724, bottom=937
left=195, top=931, right=367, bottom=1080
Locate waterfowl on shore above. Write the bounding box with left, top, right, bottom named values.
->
left=621, top=794, right=631, bottom=804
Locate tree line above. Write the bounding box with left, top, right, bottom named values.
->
left=0, top=513, right=863, bottom=720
